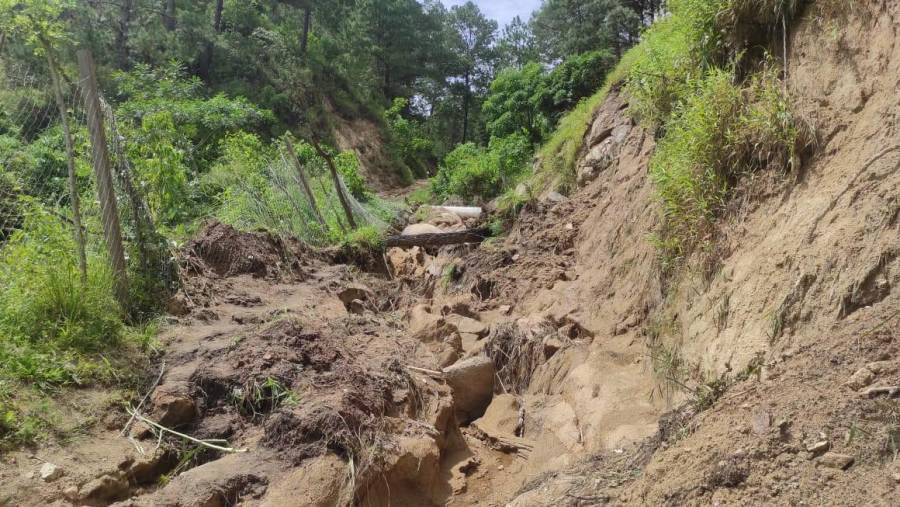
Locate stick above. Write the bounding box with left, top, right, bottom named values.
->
left=125, top=407, right=248, bottom=453
left=405, top=365, right=444, bottom=378
left=121, top=361, right=166, bottom=436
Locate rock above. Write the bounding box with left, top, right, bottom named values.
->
left=460, top=332, right=481, bottom=353
left=386, top=246, right=426, bottom=278
left=443, top=356, right=495, bottom=421
left=62, top=485, right=79, bottom=500
left=387, top=435, right=442, bottom=494
left=261, top=454, right=346, bottom=507
left=401, top=223, right=442, bottom=236
left=445, top=314, right=487, bottom=338
left=444, top=332, right=463, bottom=353
left=543, top=191, right=566, bottom=204
left=750, top=409, right=772, bottom=435
left=409, top=305, right=444, bottom=337
left=79, top=472, right=130, bottom=503
left=865, top=360, right=895, bottom=374
left=346, top=299, right=366, bottom=315
left=473, top=394, right=522, bottom=437
left=39, top=462, right=63, bottom=482
left=845, top=367, right=875, bottom=390
left=127, top=450, right=175, bottom=485
left=438, top=347, right=460, bottom=368
left=819, top=452, right=854, bottom=470
left=166, top=292, right=192, bottom=316
left=543, top=337, right=563, bottom=359
left=426, top=212, right=465, bottom=231
left=150, top=382, right=196, bottom=427
left=337, top=284, right=374, bottom=307
left=806, top=441, right=830, bottom=457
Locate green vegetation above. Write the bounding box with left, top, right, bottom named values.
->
left=626, top=0, right=811, bottom=269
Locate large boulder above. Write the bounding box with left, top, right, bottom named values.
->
left=443, top=356, right=495, bottom=421
left=401, top=223, right=442, bottom=236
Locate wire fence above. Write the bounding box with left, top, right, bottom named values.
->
left=1, top=52, right=398, bottom=318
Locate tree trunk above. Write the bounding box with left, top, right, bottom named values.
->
left=461, top=69, right=470, bottom=144
left=44, top=40, right=88, bottom=283
left=213, top=0, right=224, bottom=32
left=385, top=228, right=491, bottom=248
left=163, top=0, right=176, bottom=31
left=115, top=0, right=133, bottom=69
left=198, top=0, right=223, bottom=80
left=311, top=140, right=357, bottom=230
left=300, top=7, right=311, bottom=58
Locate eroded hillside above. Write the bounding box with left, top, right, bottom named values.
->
left=0, top=2, right=897, bottom=507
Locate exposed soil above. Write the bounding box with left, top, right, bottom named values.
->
left=1, top=3, right=899, bottom=506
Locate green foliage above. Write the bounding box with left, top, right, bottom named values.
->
left=482, top=63, right=547, bottom=142
left=530, top=0, right=645, bottom=61
left=342, top=225, right=384, bottom=252
left=432, top=132, right=531, bottom=203
left=625, top=0, right=730, bottom=127
left=385, top=98, right=434, bottom=177
left=335, top=151, right=369, bottom=201
left=536, top=50, right=617, bottom=125
left=535, top=50, right=636, bottom=191
left=630, top=0, right=812, bottom=268
left=0, top=205, right=122, bottom=358
left=649, top=69, right=742, bottom=262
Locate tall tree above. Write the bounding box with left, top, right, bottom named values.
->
left=448, top=1, right=497, bottom=144
left=496, top=16, right=539, bottom=70
left=531, top=0, right=642, bottom=61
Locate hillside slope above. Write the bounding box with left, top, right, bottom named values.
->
left=471, top=1, right=900, bottom=504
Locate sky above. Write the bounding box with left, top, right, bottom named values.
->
left=440, top=0, right=542, bottom=28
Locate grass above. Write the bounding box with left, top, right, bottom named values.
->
left=0, top=203, right=152, bottom=449
left=534, top=50, right=638, bottom=193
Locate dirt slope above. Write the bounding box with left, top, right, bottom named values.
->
left=0, top=3, right=897, bottom=506
left=480, top=2, right=900, bottom=504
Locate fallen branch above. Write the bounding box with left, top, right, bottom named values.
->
left=121, top=360, right=166, bottom=436
left=125, top=407, right=248, bottom=453
left=860, top=386, right=900, bottom=398
left=386, top=228, right=491, bottom=248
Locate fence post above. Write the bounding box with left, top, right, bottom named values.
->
left=43, top=40, right=87, bottom=283
left=283, top=137, right=326, bottom=227
left=77, top=49, right=129, bottom=308
left=310, top=139, right=356, bottom=230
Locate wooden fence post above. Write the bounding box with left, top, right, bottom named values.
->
left=283, top=137, right=326, bottom=227
left=77, top=49, right=129, bottom=308
left=310, top=139, right=357, bottom=230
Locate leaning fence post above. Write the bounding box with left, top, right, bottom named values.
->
left=77, top=49, right=129, bottom=308
left=283, top=137, right=326, bottom=227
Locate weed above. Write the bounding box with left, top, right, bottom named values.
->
left=232, top=377, right=298, bottom=418
left=714, top=292, right=731, bottom=334
left=342, top=225, right=384, bottom=252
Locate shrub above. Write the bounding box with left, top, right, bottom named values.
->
left=432, top=133, right=531, bottom=203
left=385, top=98, right=434, bottom=177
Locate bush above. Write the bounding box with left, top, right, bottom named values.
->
left=537, top=49, right=616, bottom=126
left=432, top=133, right=531, bottom=203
